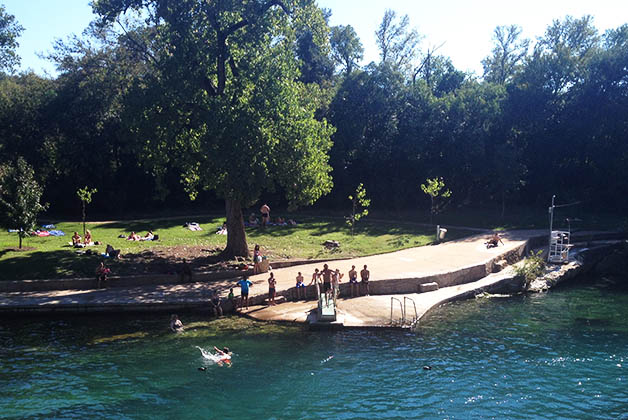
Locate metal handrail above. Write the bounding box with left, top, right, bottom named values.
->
left=390, top=297, right=404, bottom=325
left=403, top=296, right=418, bottom=324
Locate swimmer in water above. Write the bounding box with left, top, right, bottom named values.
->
left=170, top=314, right=184, bottom=332
left=213, top=346, right=232, bottom=366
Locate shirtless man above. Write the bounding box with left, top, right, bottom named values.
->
left=360, top=265, right=370, bottom=296
left=331, top=269, right=344, bottom=299
left=486, top=233, right=504, bottom=248
left=348, top=265, right=358, bottom=297
left=260, top=203, right=270, bottom=228
left=267, top=272, right=277, bottom=306
left=295, top=272, right=305, bottom=300
left=320, top=264, right=333, bottom=302
left=309, top=268, right=320, bottom=299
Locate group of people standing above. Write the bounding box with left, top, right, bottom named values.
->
left=231, top=264, right=372, bottom=311
left=307, top=264, right=370, bottom=301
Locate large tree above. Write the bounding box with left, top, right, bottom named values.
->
left=92, top=0, right=334, bottom=258
left=375, top=9, right=421, bottom=72
left=0, top=4, right=23, bottom=73
left=482, top=25, right=529, bottom=84
left=330, top=24, right=363, bottom=76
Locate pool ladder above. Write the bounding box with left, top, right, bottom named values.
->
left=390, top=296, right=419, bottom=328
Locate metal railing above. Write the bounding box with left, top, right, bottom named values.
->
left=403, top=296, right=419, bottom=328
left=390, top=297, right=404, bottom=325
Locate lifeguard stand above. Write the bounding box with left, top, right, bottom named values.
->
left=547, top=195, right=577, bottom=264
left=548, top=230, right=571, bottom=263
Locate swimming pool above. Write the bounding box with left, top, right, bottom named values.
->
left=1, top=275, right=627, bottom=419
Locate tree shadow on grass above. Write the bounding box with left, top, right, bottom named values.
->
left=0, top=247, right=227, bottom=282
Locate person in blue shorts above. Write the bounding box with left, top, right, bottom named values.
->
left=295, top=272, right=306, bottom=300
left=236, top=276, right=253, bottom=309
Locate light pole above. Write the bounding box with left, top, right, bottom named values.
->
left=548, top=195, right=555, bottom=262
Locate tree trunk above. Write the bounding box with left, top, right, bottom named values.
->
left=222, top=198, right=250, bottom=259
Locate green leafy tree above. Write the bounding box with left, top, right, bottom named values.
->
left=420, top=177, right=451, bottom=224
left=0, top=157, right=48, bottom=248
left=76, top=186, right=97, bottom=237
left=0, top=4, right=24, bottom=73
left=93, top=0, right=335, bottom=258
left=330, top=25, right=363, bottom=76
left=375, top=9, right=421, bottom=72
left=482, top=25, right=529, bottom=85
left=346, top=183, right=370, bottom=236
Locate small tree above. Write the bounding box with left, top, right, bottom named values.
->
left=0, top=157, right=48, bottom=248
left=347, top=183, right=370, bottom=236
left=420, top=177, right=452, bottom=224
left=76, top=186, right=97, bottom=237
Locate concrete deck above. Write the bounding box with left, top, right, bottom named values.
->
left=0, top=231, right=541, bottom=318
left=239, top=267, right=518, bottom=328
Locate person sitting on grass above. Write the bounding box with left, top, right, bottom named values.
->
left=248, top=213, right=259, bottom=226
left=72, top=231, right=82, bottom=246
left=96, top=261, right=111, bottom=289
left=141, top=230, right=154, bottom=241
left=127, top=231, right=141, bottom=241
left=83, top=230, right=93, bottom=245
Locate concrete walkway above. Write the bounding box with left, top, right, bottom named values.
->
left=239, top=267, right=518, bottom=328
left=0, top=230, right=541, bottom=318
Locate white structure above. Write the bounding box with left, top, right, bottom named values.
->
left=548, top=230, right=571, bottom=263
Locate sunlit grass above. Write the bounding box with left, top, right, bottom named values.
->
left=0, top=215, right=467, bottom=281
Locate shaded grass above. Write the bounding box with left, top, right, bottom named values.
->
left=0, top=215, right=467, bottom=281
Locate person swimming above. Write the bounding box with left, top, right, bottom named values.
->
left=197, top=345, right=232, bottom=367
left=170, top=314, right=184, bottom=332
left=213, top=346, right=232, bottom=366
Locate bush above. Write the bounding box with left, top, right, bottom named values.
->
left=515, top=250, right=546, bottom=289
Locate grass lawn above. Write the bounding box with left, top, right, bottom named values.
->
left=0, top=215, right=470, bottom=281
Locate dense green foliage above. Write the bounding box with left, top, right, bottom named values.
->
left=0, top=157, right=47, bottom=248
left=515, top=250, right=547, bottom=289
left=1, top=6, right=628, bottom=243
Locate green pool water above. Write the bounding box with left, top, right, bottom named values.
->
left=1, top=275, right=627, bottom=419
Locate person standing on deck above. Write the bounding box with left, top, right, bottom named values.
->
left=236, top=277, right=253, bottom=310
left=320, top=264, right=333, bottom=303
left=309, top=268, right=320, bottom=299
left=267, top=272, right=277, bottom=306
left=360, top=265, right=370, bottom=296
left=348, top=265, right=358, bottom=297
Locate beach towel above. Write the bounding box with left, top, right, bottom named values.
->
left=48, top=230, right=65, bottom=236
left=42, top=224, right=56, bottom=229
left=35, top=230, right=50, bottom=237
